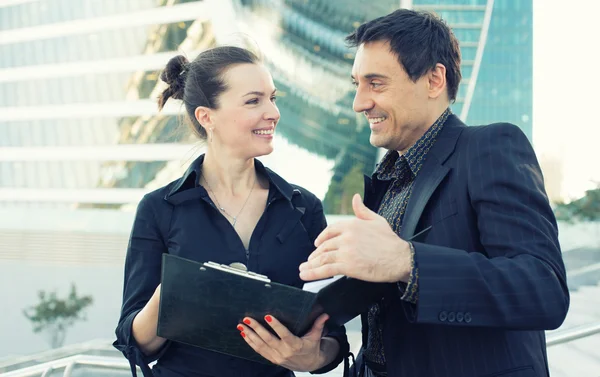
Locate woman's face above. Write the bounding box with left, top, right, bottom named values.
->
left=206, top=63, right=280, bottom=159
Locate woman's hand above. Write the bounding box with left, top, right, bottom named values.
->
left=132, top=284, right=167, bottom=355
left=237, top=314, right=338, bottom=372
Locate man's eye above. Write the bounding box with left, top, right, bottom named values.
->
left=246, top=98, right=259, bottom=105
left=371, top=82, right=381, bottom=88
left=352, top=81, right=358, bottom=88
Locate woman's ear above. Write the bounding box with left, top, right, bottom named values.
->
left=194, top=106, right=213, bottom=129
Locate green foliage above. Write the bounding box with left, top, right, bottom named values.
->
left=554, top=184, right=600, bottom=223
left=23, top=283, right=93, bottom=349
left=323, top=164, right=365, bottom=214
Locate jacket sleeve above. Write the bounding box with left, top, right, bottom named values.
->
left=307, top=199, right=351, bottom=374
left=113, top=194, right=171, bottom=375
left=408, top=123, right=569, bottom=330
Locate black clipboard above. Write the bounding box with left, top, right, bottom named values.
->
left=157, top=254, right=389, bottom=364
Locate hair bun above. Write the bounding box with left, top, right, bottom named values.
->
left=160, top=55, right=189, bottom=100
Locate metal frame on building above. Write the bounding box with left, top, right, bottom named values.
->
left=0, top=1, right=210, bottom=45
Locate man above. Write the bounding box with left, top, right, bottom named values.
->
left=299, top=9, right=569, bottom=377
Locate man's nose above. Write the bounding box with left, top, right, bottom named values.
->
left=353, top=88, right=374, bottom=113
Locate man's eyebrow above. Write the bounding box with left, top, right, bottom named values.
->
left=243, top=89, right=278, bottom=96
left=351, top=73, right=390, bottom=81
left=364, top=73, right=390, bottom=80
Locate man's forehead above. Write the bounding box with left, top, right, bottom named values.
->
left=351, top=41, right=398, bottom=78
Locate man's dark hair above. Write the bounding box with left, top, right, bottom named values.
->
left=158, top=46, right=260, bottom=139
left=346, top=9, right=462, bottom=102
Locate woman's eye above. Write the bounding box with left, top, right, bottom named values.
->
left=246, top=98, right=259, bottom=105
left=270, top=96, right=277, bottom=102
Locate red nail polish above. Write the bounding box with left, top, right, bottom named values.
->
left=265, top=315, right=273, bottom=323
left=237, top=325, right=243, bottom=331
left=243, top=318, right=251, bottom=325
left=241, top=332, right=246, bottom=338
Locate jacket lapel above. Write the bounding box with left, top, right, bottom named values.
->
left=363, top=174, right=375, bottom=209
left=400, top=164, right=450, bottom=239
left=400, top=115, right=465, bottom=239
left=363, top=174, right=391, bottom=212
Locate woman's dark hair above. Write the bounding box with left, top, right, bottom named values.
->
left=158, top=46, right=260, bottom=139
left=346, top=9, right=462, bottom=102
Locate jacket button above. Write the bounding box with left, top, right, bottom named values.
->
left=448, top=312, right=456, bottom=322
left=464, top=312, right=472, bottom=323
left=456, top=312, right=464, bottom=323
left=438, top=311, right=448, bottom=322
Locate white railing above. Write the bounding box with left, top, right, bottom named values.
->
left=0, top=355, right=136, bottom=377
left=0, top=354, right=344, bottom=377
left=547, top=321, right=600, bottom=347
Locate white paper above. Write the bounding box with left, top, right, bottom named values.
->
left=302, top=275, right=344, bottom=293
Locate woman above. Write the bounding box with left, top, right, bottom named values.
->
left=113, top=46, right=349, bottom=377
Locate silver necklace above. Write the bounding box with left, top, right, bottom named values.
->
left=202, top=173, right=256, bottom=227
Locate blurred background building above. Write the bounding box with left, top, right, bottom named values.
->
left=1, top=0, right=599, bottom=376
left=0, top=0, right=535, bottom=214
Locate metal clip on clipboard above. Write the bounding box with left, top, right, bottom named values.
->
left=202, top=261, right=272, bottom=283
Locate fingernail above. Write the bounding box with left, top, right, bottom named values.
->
left=243, top=318, right=251, bottom=325
left=265, top=315, right=273, bottom=323
left=241, top=332, right=246, bottom=338
left=237, top=325, right=243, bottom=331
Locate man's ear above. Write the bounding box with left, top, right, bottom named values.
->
left=428, top=63, right=447, bottom=100
left=194, top=106, right=213, bottom=129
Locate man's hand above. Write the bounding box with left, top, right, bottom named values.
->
left=299, top=194, right=412, bottom=283
left=238, top=314, right=338, bottom=372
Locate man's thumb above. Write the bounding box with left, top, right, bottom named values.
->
left=352, top=193, right=377, bottom=220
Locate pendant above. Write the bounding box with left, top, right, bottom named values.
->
left=232, top=217, right=237, bottom=227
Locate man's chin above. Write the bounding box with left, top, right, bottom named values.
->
left=369, top=134, right=389, bottom=149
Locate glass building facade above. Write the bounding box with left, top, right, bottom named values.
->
left=410, top=1, right=533, bottom=139
left=0, top=0, right=533, bottom=212
left=0, top=0, right=227, bottom=209
left=0, top=0, right=158, bottom=208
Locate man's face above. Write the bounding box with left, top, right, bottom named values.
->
left=351, top=41, right=432, bottom=153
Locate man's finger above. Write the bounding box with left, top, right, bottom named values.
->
left=299, top=262, right=343, bottom=281
left=352, top=193, right=379, bottom=221
left=314, top=222, right=345, bottom=247
left=300, top=250, right=339, bottom=273
left=308, top=237, right=340, bottom=261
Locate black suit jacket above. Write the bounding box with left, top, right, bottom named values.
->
left=359, top=115, right=569, bottom=377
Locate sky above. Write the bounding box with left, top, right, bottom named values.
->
left=532, top=0, right=600, bottom=201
